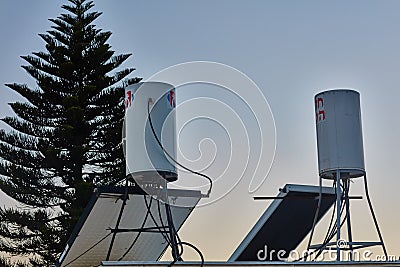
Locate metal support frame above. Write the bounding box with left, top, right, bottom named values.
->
left=165, top=202, right=181, bottom=261
left=106, top=179, right=130, bottom=261
left=343, top=177, right=353, bottom=260
left=335, top=170, right=342, bottom=261
left=307, top=170, right=388, bottom=262
left=105, top=179, right=182, bottom=262
left=363, top=174, right=388, bottom=258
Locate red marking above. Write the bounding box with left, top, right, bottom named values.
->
left=167, top=90, right=176, bottom=108
left=318, top=110, right=325, bottom=120
left=125, top=91, right=133, bottom=109
left=316, top=97, right=324, bottom=108
left=315, top=97, right=325, bottom=123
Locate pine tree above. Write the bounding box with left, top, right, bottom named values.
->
left=0, top=0, right=140, bottom=265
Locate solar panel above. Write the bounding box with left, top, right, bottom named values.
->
left=57, top=186, right=201, bottom=267
left=229, top=184, right=336, bottom=261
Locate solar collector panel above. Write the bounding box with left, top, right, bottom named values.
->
left=57, top=186, right=201, bottom=267
left=229, top=184, right=336, bottom=262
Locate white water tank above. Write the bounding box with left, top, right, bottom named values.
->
left=315, top=89, right=365, bottom=179
left=124, top=82, right=177, bottom=183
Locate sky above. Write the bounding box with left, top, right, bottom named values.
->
left=1, top=0, right=400, bottom=262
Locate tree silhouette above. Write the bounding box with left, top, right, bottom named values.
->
left=0, top=0, right=140, bottom=265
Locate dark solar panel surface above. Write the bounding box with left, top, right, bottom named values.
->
left=229, top=184, right=336, bottom=261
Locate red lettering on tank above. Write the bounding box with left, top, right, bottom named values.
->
left=315, top=97, right=325, bottom=123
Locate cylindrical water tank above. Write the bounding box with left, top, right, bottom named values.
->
left=124, top=82, right=177, bottom=183
left=315, top=89, right=365, bottom=179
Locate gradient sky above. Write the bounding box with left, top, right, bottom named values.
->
left=1, top=0, right=400, bottom=262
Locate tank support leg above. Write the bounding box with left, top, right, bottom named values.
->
left=165, top=202, right=181, bottom=261
left=336, top=169, right=341, bottom=261
left=363, top=174, right=388, bottom=259
left=344, top=178, right=353, bottom=260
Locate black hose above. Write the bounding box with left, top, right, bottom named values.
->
left=147, top=101, right=212, bottom=197
left=148, top=100, right=206, bottom=266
